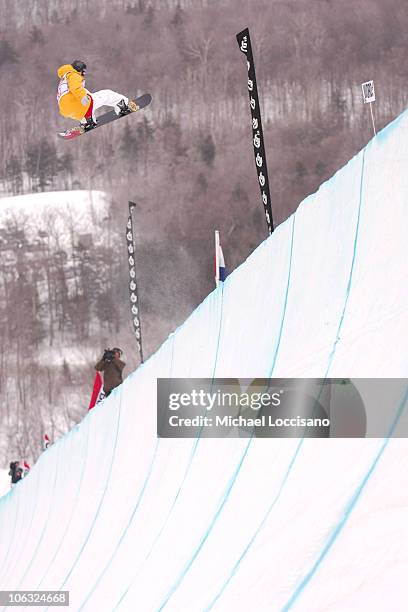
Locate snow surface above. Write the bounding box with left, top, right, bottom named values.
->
left=0, top=469, right=10, bottom=498
left=0, top=110, right=407, bottom=611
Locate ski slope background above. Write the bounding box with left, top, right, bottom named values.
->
left=0, top=189, right=109, bottom=370
left=0, top=189, right=109, bottom=244
left=0, top=107, right=407, bottom=611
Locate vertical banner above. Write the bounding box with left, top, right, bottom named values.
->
left=236, top=27, right=274, bottom=234
left=126, top=202, right=144, bottom=364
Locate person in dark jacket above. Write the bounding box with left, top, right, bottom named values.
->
left=8, top=461, right=23, bottom=486
left=95, top=347, right=126, bottom=397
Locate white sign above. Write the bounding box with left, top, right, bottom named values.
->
left=361, top=80, right=375, bottom=104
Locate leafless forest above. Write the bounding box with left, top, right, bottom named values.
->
left=1, top=0, right=408, bottom=463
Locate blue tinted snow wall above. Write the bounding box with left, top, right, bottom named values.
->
left=0, top=111, right=407, bottom=611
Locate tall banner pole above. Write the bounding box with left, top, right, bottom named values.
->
left=126, top=202, right=144, bottom=364
left=361, top=80, right=377, bottom=137
left=236, top=27, right=274, bottom=234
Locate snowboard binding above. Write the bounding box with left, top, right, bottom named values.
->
left=83, top=117, right=97, bottom=131
left=116, top=99, right=139, bottom=116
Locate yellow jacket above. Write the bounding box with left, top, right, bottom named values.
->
left=57, top=64, right=91, bottom=120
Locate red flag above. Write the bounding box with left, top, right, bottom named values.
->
left=43, top=434, right=50, bottom=450
left=88, top=371, right=106, bottom=410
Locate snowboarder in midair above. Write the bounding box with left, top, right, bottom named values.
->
left=57, top=60, right=138, bottom=134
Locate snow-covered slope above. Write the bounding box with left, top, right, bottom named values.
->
left=0, top=469, right=9, bottom=498
left=0, top=110, right=407, bottom=611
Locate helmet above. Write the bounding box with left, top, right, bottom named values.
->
left=71, top=60, right=86, bottom=75
left=112, top=347, right=123, bottom=355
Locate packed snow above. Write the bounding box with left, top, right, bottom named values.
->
left=0, top=108, right=407, bottom=611
left=0, top=469, right=10, bottom=498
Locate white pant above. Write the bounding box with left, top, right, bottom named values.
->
left=81, top=89, right=128, bottom=123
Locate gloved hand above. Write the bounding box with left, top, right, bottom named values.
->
left=81, top=94, right=92, bottom=106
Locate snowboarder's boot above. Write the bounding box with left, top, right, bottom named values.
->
left=61, top=115, right=95, bottom=137
left=83, top=116, right=97, bottom=131
left=116, top=99, right=139, bottom=116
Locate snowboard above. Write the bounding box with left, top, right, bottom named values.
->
left=58, top=93, right=152, bottom=140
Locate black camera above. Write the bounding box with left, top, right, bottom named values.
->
left=103, top=349, right=115, bottom=362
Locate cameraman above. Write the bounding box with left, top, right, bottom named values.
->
left=8, top=461, right=23, bottom=487
left=95, top=347, right=126, bottom=398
